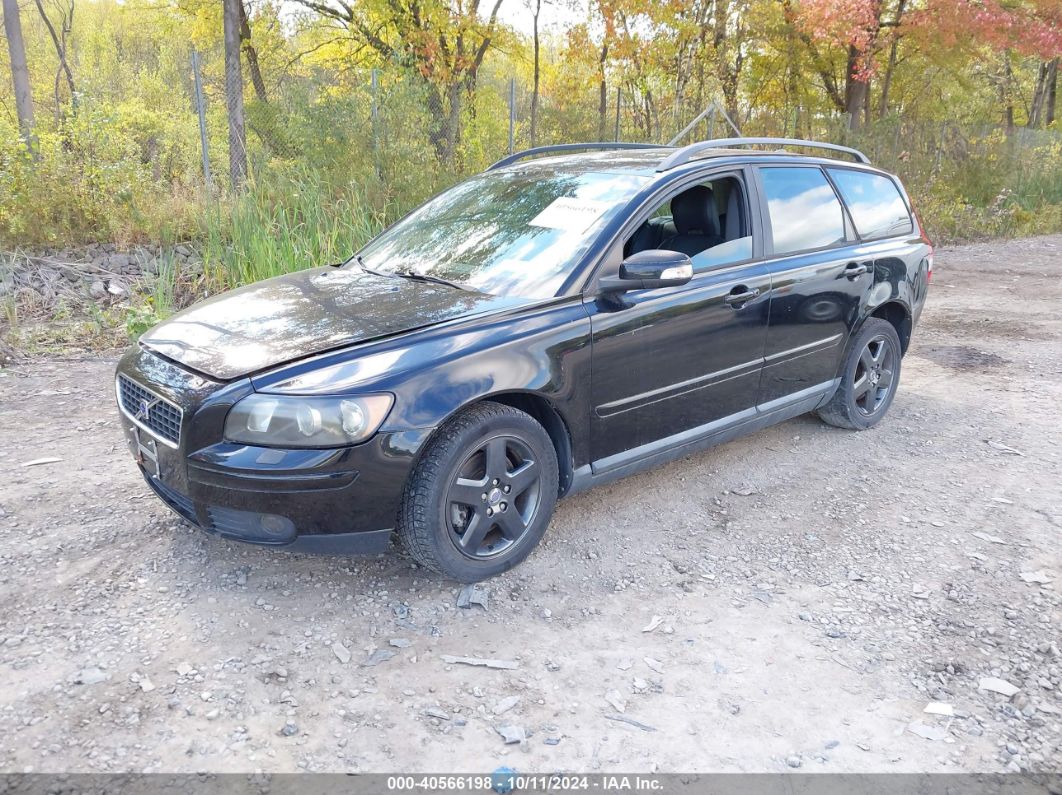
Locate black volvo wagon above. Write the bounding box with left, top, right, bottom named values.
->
left=116, top=137, right=932, bottom=581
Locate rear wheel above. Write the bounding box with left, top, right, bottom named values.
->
left=818, top=318, right=902, bottom=430
left=397, top=402, right=559, bottom=582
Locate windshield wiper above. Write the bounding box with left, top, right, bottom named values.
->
left=353, top=254, right=391, bottom=278
left=328, top=254, right=371, bottom=271
left=393, top=269, right=474, bottom=292
left=354, top=257, right=474, bottom=292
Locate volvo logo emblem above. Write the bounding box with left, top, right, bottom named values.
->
left=134, top=397, right=159, bottom=421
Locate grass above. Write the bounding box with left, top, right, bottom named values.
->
left=1, top=168, right=395, bottom=352
left=199, top=168, right=389, bottom=292
left=3, top=133, right=1062, bottom=357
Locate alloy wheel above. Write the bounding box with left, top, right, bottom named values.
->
left=853, top=334, right=896, bottom=416
left=444, top=435, right=542, bottom=559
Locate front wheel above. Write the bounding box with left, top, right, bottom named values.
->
left=817, top=318, right=902, bottom=430
left=397, top=402, right=559, bottom=582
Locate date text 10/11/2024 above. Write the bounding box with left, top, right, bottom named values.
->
left=385, top=775, right=665, bottom=792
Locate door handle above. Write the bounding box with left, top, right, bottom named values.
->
left=724, top=287, right=760, bottom=308
left=844, top=262, right=869, bottom=279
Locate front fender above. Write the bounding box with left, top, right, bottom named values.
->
left=252, top=297, right=594, bottom=467
left=382, top=303, right=592, bottom=470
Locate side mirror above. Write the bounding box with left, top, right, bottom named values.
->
left=599, top=249, right=693, bottom=293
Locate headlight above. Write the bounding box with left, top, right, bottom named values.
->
left=224, top=393, right=393, bottom=448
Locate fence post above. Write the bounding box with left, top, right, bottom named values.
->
left=190, top=49, right=212, bottom=193
left=371, top=68, right=380, bottom=177
left=614, top=87, right=621, bottom=142
left=935, top=121, right=946, bottom=172
left=508, top=77, right=516, bottom=155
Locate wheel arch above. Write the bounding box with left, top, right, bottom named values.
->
left=408, top=389, right=576, bottom=499
left=868, top=300, right=913, bottom=354
left=473, top=391, right=575, bottom=497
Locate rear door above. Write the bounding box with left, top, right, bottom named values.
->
left=752, top=165, right=872, bottom=407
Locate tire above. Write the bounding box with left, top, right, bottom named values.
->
left=397, top=401, right=559, bottom=582
left=817, top=318, right=902, bottom=431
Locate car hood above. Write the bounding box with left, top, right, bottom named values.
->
left=140, top=266, right=530, bottom=380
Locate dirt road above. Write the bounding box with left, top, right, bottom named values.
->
left=1, top=236, right=1060, bottom=774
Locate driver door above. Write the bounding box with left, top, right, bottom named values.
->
left=585, top=170, right=771, bottom=471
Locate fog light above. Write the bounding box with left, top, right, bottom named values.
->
left=259, top=514, right=295, bottom=539
left=208, top=506, right=296, bottom=544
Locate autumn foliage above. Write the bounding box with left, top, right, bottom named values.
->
left=0, top=0, right=1059, bottom=252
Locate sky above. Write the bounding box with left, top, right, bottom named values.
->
left=496, top=0, right=590, bottom=36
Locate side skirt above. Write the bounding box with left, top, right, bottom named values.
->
left=567, top=380, right=839, bottom=496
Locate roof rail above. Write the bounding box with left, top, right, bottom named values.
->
left=656, top=137, right=870, bottom=171
left=488, top=142, right=663, bottom=171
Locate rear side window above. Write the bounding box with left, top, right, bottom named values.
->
left=827, top=169, right=912, bottom=240
left=759, top=167, right=846, bottom=255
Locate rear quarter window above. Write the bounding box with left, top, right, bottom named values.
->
left=827, top=169, right=913, bottom=240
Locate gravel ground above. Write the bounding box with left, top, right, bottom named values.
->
left=0, top=235, right=1060, bottom=775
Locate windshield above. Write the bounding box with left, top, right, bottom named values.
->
left=358, top=169, right=649, bottom=298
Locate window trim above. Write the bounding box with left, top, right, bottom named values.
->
left=823, top=165, right=914, bottom=243
left=752, top=164, right=858, bottom=260
left=582, top=165, right=762, bottom=294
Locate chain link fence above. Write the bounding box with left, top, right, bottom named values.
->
left=227, top=66, right=1062, bottom=185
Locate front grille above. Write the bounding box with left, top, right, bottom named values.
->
left=117, top=373, right=183, bottom=445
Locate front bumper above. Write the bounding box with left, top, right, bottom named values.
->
left=142, top=470, right=394, bottom=554
left=116, top=346, right=433, bottom=555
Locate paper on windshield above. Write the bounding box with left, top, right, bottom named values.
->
left=529, top=197, right=610, bottom=233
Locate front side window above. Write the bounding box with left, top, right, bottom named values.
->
left=827, top=168, right=913, bottom=240
left=622, top=175, right=752, bottom=273
left=359, top=170, right=648, bottom=299
left=760, top=167, right=846, bottom=255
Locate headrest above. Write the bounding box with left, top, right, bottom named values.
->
left=671, top=185, right=719, bottom=237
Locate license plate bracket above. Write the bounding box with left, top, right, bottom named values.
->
left=132, top=427, right=161, bottom=478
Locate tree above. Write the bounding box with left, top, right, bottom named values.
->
left=906, top=0, right=1062, bottom=129
left=1047, top=61, right=1059, bottom=126
left=592, top=0, right=617, bottom=140
left=779, top=0, right=845, bottom=115
left=666, top=0, right=710, bottom=128
left=34, top=0, right=77, bottom=121
left=223, top=0, right=248, bottom=189
left=876, top=0, right=906, bottom=118
left=999, top=51, right=1016, bottom=132
left=712, top=0, right=750, bottom=125
left=796, top=0, right=885, bottom=129
left=528, top=0, right=542, bottom=146
left=3, top=0, right=36, bottom=150
left=290, top=0, right=504, bottom=164
left=239, top=0, right=268, bottom=103
left=794, top=0, right=1062, bottom=130
left=614, top=9, right=657, bottom=139
left=596, top=39, right=609, bottom=140
left=1049, top=67, right=1059, bottom=126
left=590, top=0, right=666, bottom=141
